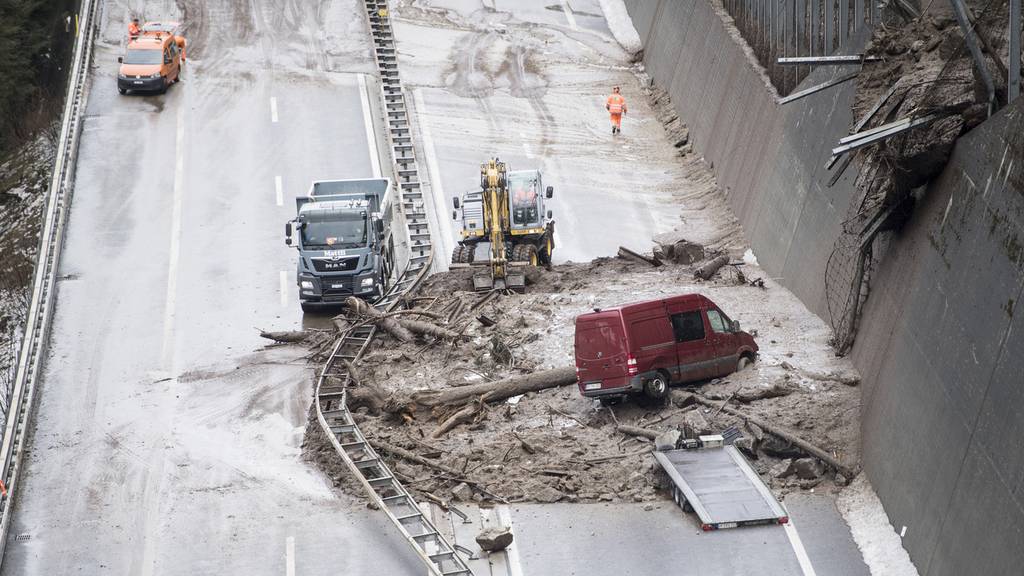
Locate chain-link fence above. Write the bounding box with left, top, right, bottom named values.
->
left=824, top=0, right=1014, bottom=353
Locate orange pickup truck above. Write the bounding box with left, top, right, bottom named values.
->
left=117, top=22, right=186, bottom=95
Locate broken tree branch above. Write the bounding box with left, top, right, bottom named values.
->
left=345, top=297, right=414, bottom=342
left=693, top=396, right=857, bottom=478
left=368, top=438, right=462, bottom=476
left=615, top=424, right=658, bottom=440
left=431, top=402, right=482, bottom=438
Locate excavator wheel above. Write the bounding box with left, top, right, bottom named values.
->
left=512, top=244, right=539, bottom=266
left=452, top=244, right=474, bottom=264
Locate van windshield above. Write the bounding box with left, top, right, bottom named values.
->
left=124, top=49, right=163, bottom=65
left=576, top=322, right=626, bottom=360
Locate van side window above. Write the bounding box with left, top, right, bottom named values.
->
left=670, top=311, right=705, bottom=343
left=707, top=309, right=727, bottom=333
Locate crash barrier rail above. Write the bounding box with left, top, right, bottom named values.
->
left=721, top=0, right=883, bottom=95
left=0, top=0, right=100, bottom=565
left=311, top=2, right=473, bottom=575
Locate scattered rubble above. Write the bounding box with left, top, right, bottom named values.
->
left=299, top=255, right=862, bottom=506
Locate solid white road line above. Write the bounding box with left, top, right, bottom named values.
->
left=783, top=516, right=818, bottom=576
left=286, top=536, right=296, bottom=576
left=496, top=505, right=524, bottom=576
left=275, top=175, right=283, bottom=206
left=280, top=271, right=288, bottom=307
left=358, top=74, right=383, bottom=178
left=270, top=97, right=279, bottom=123
left=412, top=89, right=456, bottom=268
left=561, top=0, right=579, bottom=30
left=160, top=105, right=186, bottom=371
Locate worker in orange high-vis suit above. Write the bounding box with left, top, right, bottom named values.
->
left=606, top=86, right=627, bottom=134
left=128, top=18, right=141, bottom=40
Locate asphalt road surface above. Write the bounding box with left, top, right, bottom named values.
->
left=5, top=1, right=874, bottom=575
left=4, top=1, right=421, bottom=574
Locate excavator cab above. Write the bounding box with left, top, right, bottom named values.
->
left=451, top=159, right=556, bottom=292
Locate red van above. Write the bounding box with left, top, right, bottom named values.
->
left=574, top=294, right=758, bottom=400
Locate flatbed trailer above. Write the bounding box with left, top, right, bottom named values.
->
left=654, top=445, right=788, bottom=531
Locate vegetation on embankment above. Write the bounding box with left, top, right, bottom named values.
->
left=0, top=0, right=79, bottom=157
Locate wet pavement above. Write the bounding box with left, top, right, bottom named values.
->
left=6, top=1, right=873, bottom=575
left=4, top=0, right=419, bottom=574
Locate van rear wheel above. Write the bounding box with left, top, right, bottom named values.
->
left=643, top=374, right=669, bottom=400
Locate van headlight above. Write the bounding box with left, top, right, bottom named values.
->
left=150, top=73, right=163, bottom=78
left=300, top=280, right=314, bottom=289
left=360, top=277, right=374, bottom=288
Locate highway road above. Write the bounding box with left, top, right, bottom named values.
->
left=4, top=1, right=874, bottom=575
left=2, top=0, right=422, bottom=574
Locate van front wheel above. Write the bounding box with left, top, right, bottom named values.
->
left=643, top=374, right=669, bottom=400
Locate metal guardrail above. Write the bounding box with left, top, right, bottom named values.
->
left=312, top=1, right=472, bottom=575
left=0, top=0, right=100, bottom=565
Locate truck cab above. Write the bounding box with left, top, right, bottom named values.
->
left=285, top=179, right=395, bottom=312
left=117, top=23, right=184, bottom=95
left=574, top=294, right=758, bottom=400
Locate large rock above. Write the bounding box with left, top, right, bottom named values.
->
left=476, top=527, right=514, bottom=552
left=652, top=231, right=705, bottom=265
left=450, top=482, right=473, bottom=501
left=791, top=457, right=825, bottom=480
left=679, top=410, right=712, bottom=439
left=654, top=429, right=681, bottom=451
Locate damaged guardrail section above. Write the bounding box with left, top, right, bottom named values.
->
left=312, top=2, right=472, bottom=575
left=0, top=0, right=101, bottom=565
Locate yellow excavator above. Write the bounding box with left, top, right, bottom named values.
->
left=451, top=158, right=555, bottom=291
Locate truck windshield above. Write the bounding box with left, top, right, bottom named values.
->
left=508, top=174, right=540, bottom=226
left=124, top=49, right=163, bottom=65
left=301, top=212, right=367, bottom=249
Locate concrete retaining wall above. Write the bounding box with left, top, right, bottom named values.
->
left=624, top=1, right=1024, bottom=574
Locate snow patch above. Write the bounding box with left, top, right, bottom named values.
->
left=598, top=0, right=642, bottom=56
left=743, top=248, right=759, bottom=267
left=837, top=476, right=920, bottom=576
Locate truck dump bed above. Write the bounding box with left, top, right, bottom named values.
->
left=655, top=446, right=788, bottom=531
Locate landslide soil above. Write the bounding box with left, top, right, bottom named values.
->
left=302, top=258, right=862, bottom=506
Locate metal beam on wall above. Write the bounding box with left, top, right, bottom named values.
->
left=1011, top=0, right=1022, bottom=103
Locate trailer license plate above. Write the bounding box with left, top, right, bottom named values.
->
left=717, top=522, right=737, bottom=529
left=584, top=382, right=601, bottom=391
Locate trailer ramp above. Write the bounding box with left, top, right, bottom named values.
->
left=655, top=446, right=788, bottom=531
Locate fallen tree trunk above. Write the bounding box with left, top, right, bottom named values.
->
left=260, top=330, right=315, bottom=343
left=694, top=255, right=730, bottom=280
left=617, top=246, right=662, bottom=267
left=399, top=318, right=459, bottom=340
left=693, top=396, right=857, bottom=478
left=409, top=366, right=577, bottom=408
left=616, top=424, right=659, bottom=440
left=344, top=297, right=414, bottom=342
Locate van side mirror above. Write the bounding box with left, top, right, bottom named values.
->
left=117, top=56, right=124, bottom=63
left=731, top=320, right=741, bottom=333
left=374, top=219, right=384, bottom=235
left=545, top=186, right=554, bottom=199
left=285, top=222, right=293, bottom=245
left=452, top=197, right=460, bottom=209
